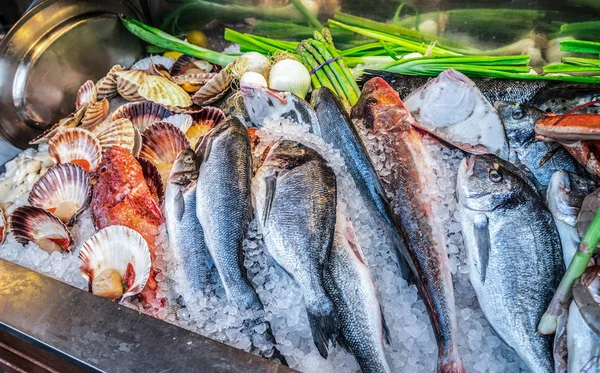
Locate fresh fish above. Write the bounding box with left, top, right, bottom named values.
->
left=252, top=140, right=337, bottom=358
left=404, top=69, right=509, bottom=159
left=546, top=170, right=595, bottom=266
left=91, top=146, right=165, bottom=304
left=495, top=101, right=581, bottom=189
left=164, top=148, right=212, bottom=291
left=311, top=87, right=411, bottom=280
left=567, top=299, right=600, bottom=373
left=351, top=77, right=465, bottom=373
left=240, top=84, right=320, bottom=134
left=457, top=154, right=564, bottom=373
left=195, top=116, right=259, bottom=310
left=324, top=214, right=391, bottom=373
left=363, top=70, right=600, bottom=114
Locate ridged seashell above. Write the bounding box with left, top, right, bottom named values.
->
left=162, top=114, right=193, bottom=134
left=171, top=73, right=216, bottom=93
left=111, top=101, right=172, bottom=131
left=11, top=206, right=73, bottom=253
left=131, top=56, right=175, bottom=72
left=76, top=80, right=97, bottom=110
left=79, top=225, right=151, bottom=300
left=93, top=118, right=136, bottom=153
left=191, top=68, right=233, bottom=105
left=28, top=163, right=91, bottom=225
left=137, top=157, right=164, bottom=203
left=138, top=75, right=192, bottom=108
left=149, top=63, right=171, bottom=79
left=116, top=69, right=148, bottom=101
left=0, top=207, right=6, bottom=244
left=186, top=107, right=226, bottom=149
left=132, top=127, right=142, bottom=157
left=80, top=98, right=110, bottom=131
left=170, top=55, right=196, bottom=76
left=96, top=65, right=124, bottom=100
left=48, top=128, right=102, bottom=172
left=140, top=122, right=190, bottom=184
left=29, top=105, right=87, bottom=145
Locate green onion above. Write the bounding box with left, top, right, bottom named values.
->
left=290, top=0, right=323, bottom=29
left=561, top=40, right=600, bottom=54
left=121, top=17, right=236, bottom=66
left=538, top=208, right=600, bottom=335
left=560, top=21, right=600, bottom=40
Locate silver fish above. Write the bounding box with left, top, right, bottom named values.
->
left=195, top=116, right=260, bottom=310
left=324, top=214, right=391, bottom=373
left=567, top=299, right=600, bottom=373
left=240, top=84, right=320, bottom=134
left=164, top=148, right=212, bottom=290
left=457, top=154, right=564, bottom=373
left=495, top=101, right=581, bottom=189
left=252, top=140, right=337, bottom=358
left=404, top=69, right=509, bottom=159
left=546, top=170, right=595, bottom=267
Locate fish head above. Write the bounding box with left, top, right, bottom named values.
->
left=547, top=170, right=594, bottom=227
left=240, top=83, right=288, bottom=126
left=93, top=146, right=143, bottom=186
left=494, top=101, right=543, bottom=147
left=351, top=77, right=413, bottom=133
left=168, top=148, right=200, bottom=186
left=262, top=140, right=318, bottom=171
left=457, top=154, right=531, bottom=212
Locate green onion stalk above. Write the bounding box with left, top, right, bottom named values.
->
left=225, top=28, right=298, bottom=54
left=290, top=0, right=322, bottom=29
left=121, top=17, right=236, bottom=66
left=561, top=39, right=600, bottom=54
left=538, top=208, right=600, bottom=335
left=252, top=22, right=356, bottom=42
left=560, top=21, right=600, bottom=40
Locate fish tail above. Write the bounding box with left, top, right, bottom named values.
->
left=307, top=309, right=338, bottom=358
left=439, top=354, right=466, bottom=373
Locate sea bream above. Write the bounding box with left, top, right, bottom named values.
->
left=164, top=148, right=212, bottom=291
left=252, top=140, right=338, bottom=358
left=404, top=69, right=509, bottom=159
left=351, top=77, right=465, bottom=373
left=364, top=70, right=600, bottom=114
left=457, top=154, right=564, bottom=373
left=495, top=101, right=581, bottom=190
left=240, top=83, right=320, bottom=134
left=324, top=214, right=391, bottom=373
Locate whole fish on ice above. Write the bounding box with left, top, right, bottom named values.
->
left=457, top=154, right=564, bottom=373
left=252, top=140, right=338, bottom=358
left=351, top=77, right=465, bottom=373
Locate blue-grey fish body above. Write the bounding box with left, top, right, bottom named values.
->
left=457, top=154, right=564, bottom=373
left=567, top=301, right=600, bottom=373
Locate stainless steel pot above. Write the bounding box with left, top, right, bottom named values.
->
left=0, top=0, right=146, bottom=149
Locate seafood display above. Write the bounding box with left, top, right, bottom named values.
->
left=3, top=19, right=600, bottom=372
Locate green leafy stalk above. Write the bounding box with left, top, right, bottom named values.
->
left=224, top=28, right=298, bottom=54
left=543, top=64, right=600, bottom=75
left=538, top=208, right=600, bottom=335
left=302, top=41, right=348, bottom=102
left=562, top=57, right=600, bottom=67
left=561, top=40, right=600, bottom=54
left=290, top=0, right=323, bottom=29
left=121, top=17, right=236, bottom=66
left=560, top=21, right=600, bottom=40
left=309, top=39, right=358, bottom=104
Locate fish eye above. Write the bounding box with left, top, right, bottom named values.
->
left=488, top=169, right=502, bottom=183
left=184, top=156, right=192, bottom=163
left=511, top=106, right=525, bottom=120
left=367, top=97, right=378, bottom=106
left=100, top=166, right=107, bottom=173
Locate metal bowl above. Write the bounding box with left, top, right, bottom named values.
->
left=0, top=0, right=146, bottom=149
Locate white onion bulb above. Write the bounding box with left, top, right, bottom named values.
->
left=268, top=59, right=311, bottom=99
left=240, top=71, right=267, bottom=88
left=240, top=52, right=271, bottom=76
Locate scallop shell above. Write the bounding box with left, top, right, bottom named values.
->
left=79, top=225, right=151, bottom=299
left=76, top=80, right=97, bottom=110
left=131, top=56, right=175, bottom=72
left=80, top=98, right=110, bottom=131
left=138, top=75, right=192, bottom=108
left=96, top=65, right=124, bottom=100
left=111, top=101, right=172, bottom=131
left=149, top=63, right=171, bottom=79
left=170, top=55, right=197, bottom=76
left=171, top=73, right=216, bottom=93
left=137, top=157, right=164, bottom=203
left=132, top=127, right=142, bottom=157
left=162, top=114, right=193, bottom=134
left=93, top=118, right=136, bottom=153
left=11, top=206, right=73, bottom=253
left=191, top=67, right=233, bottom=105
left=0, top=207, right=6, bottom=244
left=48, top=128, right=102, bottom=172
left=29, top=105, right=87, bottom=145
left=28, top=163, right=91, bottom=225
left=186, top=107, right=226, bottom=149
left=116, top=69, right=148, bottom=101
left=140, top=122, right=190, bottom=184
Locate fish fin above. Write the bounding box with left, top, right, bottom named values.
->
left=307, top=310, right=337, bottom=358
left=380, top=304, right=392, bottom=345
left=335, top=331, right=352, bottom=354
left=129, top=193, right=165, bottom=225
left=173, top=190, right=185, bottom=222
left=262, top=172, right=278, bottom=226
left=472, top=213, right=490, bottom=284
left=539, top=144, right=562, bottom=167
left=390, top=230, right=416, bottom=285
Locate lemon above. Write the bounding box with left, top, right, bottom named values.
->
left=163, top=51, right=183, bottom=60
left=187, top=30, right=209, bottom=48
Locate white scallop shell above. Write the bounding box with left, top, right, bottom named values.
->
left=76, top=80, right=97, bottom=110
left=48, top=128, right=102, bottom=172
left=115, top=69, right=148, bottom=101
left=131, top=56, right=175, bottom=72
left=138, top=75, right=192, bottom=107
left=11, top=206, right=73, bottom=252
left=79, top=225, right=151, bottom=299
left=162, top=113, right=193, bottom=134
left=0, top=207, right=6, bottom=244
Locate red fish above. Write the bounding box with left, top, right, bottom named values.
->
left=91, top=146, right=165, bottom=305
